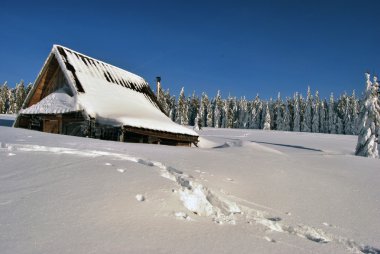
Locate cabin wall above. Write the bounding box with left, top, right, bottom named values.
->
left=16, top=113, right=87, bottom=136
left=16, top=114, right=196, bottom=146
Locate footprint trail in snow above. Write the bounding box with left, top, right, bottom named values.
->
left=1, top=143, right=379, bottom=254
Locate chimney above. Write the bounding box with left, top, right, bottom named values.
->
left=156, top=76, right=161, bottom=99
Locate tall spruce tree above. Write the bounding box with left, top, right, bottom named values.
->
left=319, top=100, right=328, bottom=133
left=207, top=98, right=215, bottom=127
left=214, top=91, right=223, bottom=128
left=176, top=87, right=188, bottom=125
left=302, top=86, right=312, bottom=132
left=312, top=91, right=320, bottom=132
left=275, top=92, right=283, bottom=130
left=328, top=93, right=335, bottom=133
left=283, top=99, right=291, bottom=131
left=0, top=82, right=9, bottom=114
left=355, top=73, right=380, bottom=158
left=263, top=103, right=271, bottom=130
left=293, top=92, right=301, bottom=132
left=200, top=93, right=209, bottom=127
left=351, top=90, right=359, bottom=135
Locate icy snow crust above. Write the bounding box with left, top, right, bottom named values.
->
left=1, top=127, right=380, bottom=254
left=53, top=45, right=198, bottom=137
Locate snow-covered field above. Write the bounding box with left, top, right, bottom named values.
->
left=1, top=123, right=379, bottom=253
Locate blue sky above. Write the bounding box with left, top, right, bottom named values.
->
left=1, top=0, right=379, bottom=99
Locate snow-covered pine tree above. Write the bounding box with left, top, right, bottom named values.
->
left=0, top=82, right=9, bottom=114
left=312, top=91, right=320, bottom=133
left=328, top=93, right=335, bottom=133
left=224, top=96, right=234, bottom=128
left=232, top=97, right=239, bottom=128
left=293, top=92, right=301, bottom=132
left=336, top=116, right=343, bottom=134
left=350, top=90, right=359, bottom=135
left=246, top=100, right=253, bottom=128
left=319, top=99, right=328, bottom=133
left=302, top=86, right=312, bottom=132
left=336, top=93, right=348, bottom=133
left=7, top=88, right=17, bottom=114
left=194, top=110, right=202, bottom=130
left=157, top=85, right=169, bottom=116
left=263, top=103, right=271, bottom=130
left=207, top=98, right=215, bottom=127
left=355, top=73, right=380, bottom=158
left=214, top=90, right=223, bottom=128
left=188, top=92, right=200, bottom=126
left=239, top=97, right=249, bottom=128
left=275, top=92, right=283, bottom=130
left=176, top=87, right=188, bottom=125
left=330, top=115, right=337, bottom=134
left=200, top=93, right=209, bottom=127
left=168, top=94, right=176, bottom=121
left=250, top=95, right=262, bottom=129
left=283, top=99, right=291, bottom=131
left=268, top=98, right=275, bottom=129
left=15, top=81, right=26, bottom=112
left=343, top=95, right=352, bottom=134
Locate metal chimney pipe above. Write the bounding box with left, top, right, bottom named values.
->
left=156, top=76, right=161, bottom=99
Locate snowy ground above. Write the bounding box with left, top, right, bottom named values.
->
left=0, top=123, right=379, bottom=253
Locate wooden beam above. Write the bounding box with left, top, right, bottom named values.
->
left=123, top=125, right=198, bottom=143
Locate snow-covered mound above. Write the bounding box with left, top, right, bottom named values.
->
left=1, top=127, right=379, bottom=254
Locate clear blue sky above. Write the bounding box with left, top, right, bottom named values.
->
left=1, top=0, right=379, bottom=99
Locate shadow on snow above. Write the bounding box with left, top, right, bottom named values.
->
left=250, top=141, right=323, bottom=152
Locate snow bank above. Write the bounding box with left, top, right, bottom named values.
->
left=1, top=126, right=379, bottom=254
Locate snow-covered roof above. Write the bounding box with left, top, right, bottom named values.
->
left=20, top=89, right=78, bottom=115
left=22, top=45, right=198, bottom=137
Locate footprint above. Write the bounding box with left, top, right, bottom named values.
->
left=267, top=217, right=282, bottom=222
left=264, top=236, right=276, bottom=243
left=137, top=159, right=154, bottom=166
left=360, top=245, right=380, bottom=254
left=174, top=211, right=191, bottom=221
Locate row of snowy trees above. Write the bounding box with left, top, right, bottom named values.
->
left=0, top=81, right=32, bottom=114
left=157, top=85, right=361, bottom=135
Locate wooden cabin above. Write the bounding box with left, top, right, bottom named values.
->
left=14, top=45, right=199, bottom=146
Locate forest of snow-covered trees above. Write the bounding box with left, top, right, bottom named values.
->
left=0, top=79, right=367, bottom=136
left=157, top=85, right=361, bottom=135
left=0, top=81, right=32, bottom=114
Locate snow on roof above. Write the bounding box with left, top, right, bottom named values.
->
left=20, top=89, right=78, bottom=115
left=50, top=45, right=198, bottom=137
